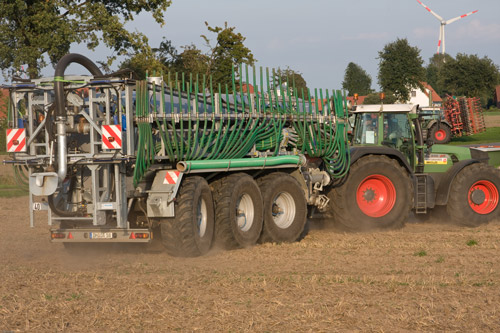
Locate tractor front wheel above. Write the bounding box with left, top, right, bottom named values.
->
left=447, top=163, right=500, bottom=227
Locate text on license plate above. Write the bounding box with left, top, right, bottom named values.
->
left=90, top=232, right=113, bottom=239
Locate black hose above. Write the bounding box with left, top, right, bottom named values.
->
left=54, top=53, right=103, bottom=118
left=48, top=193, right=84, bottom=217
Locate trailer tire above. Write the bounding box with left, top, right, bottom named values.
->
left=211, top=173, right=263, bottom=249
left=160, top=176, right=215, bottom=257
left=258, top=172, right=307, bottom=243
left=429, top=124, right=452, bottom=144
left=328, top=155, right=412, bottom=231
left=447, top=163, right=500, bottom=227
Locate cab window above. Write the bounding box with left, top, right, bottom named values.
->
left=354, top=113, right=378, bottom=144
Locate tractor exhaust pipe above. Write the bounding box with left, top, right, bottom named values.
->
left=54, top=53, right=103, bottom=180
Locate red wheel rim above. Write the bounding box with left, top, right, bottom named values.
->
left=434, top=129, right=446, bottom=141
left=468, top=180, right=499, bottom=214
left=356, top=174, right=396, bottom=218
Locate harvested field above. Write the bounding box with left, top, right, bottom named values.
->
left=485, top=114, right=500, bottom=128
left=1, top=195, right=500, bottom=331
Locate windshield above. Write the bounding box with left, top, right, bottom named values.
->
left=382, top=113, right=412, bottom=143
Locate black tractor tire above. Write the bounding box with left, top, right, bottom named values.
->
left=211, top=173, right=263, bottom=249
left=257, top=172, right=307, bottom=243
left=447, top=163, right=500, bottom=227
left=328, top=155, right=413, bottom=231
left=429, top=124, right=452, bottom=144
left=160, top=176, right=215, bottom=257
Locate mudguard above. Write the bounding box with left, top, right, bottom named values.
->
left=350, top=146, right=413, bottom=174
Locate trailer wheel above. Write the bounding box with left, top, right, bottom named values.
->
left=429, top=124, right=452, bottom=144
left=258, top=172, right=307, bottom=243
left=211, top=173, right=263, bottom=249
left=160, top=176, right=214, bottom=257
left=447, top=163, right=500, bottom=227
left=329, top=155, right=412, bottom=231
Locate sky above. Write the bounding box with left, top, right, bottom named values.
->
left=53, top=0, right=500, bottom=91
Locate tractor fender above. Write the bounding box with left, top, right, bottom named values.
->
left=434, top=159, right=481, bottom=205
left=426, top=119, right=451, bottom=130
left=349, top=147, right=413, bottom=174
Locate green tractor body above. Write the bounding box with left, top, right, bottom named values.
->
left=329, top=103, right=500, bottom=230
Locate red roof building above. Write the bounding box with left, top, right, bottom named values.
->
left=0, top=88, right=8, bottom=119
left=346, top=95, right=367, bottom=106
left=409, top=82, right=442, bottom=106
left=494, top=85, right=500, bottom=108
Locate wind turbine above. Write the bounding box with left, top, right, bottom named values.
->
left=416, top=0, right=478, bottom=55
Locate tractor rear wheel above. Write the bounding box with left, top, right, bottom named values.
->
left=328, top=155, right=413, bottom=231
left=160, top=176, right=215, bottom=257
left=258, top=172, right=307, bottom=243
left=429, top=124, right=452, bottom=144
left=211, top=173, right=263, bottom=249
left=447, top=163, right=500, bottom=227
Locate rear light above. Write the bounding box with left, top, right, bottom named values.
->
left=129, top=232, right=149, bottom=240
left=51, top=232, right=66, bottom=239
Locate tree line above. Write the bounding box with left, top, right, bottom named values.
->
left=0, top=2, right=498, bottom=105
left=342, top=38, right=500, bottom=107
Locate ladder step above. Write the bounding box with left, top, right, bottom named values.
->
left=415, top=174, right=427, bottom=214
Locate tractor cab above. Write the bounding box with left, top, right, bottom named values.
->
left=351, top=104, right=419, bottom=170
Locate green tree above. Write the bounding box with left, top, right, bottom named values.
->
left=120, top=38, right=178, bottom=79
left=0, top=0, right=171, bottom=79
left=202, top=22, right=255, bottom=90
left=363, top=92, right=397, bottom=104
left=342, top=62, right=372, bottom=96
left=274, top=67, right=309, bottom=99
left=120, top=22, right=255, bottom=91
left=441, top=53, right=500, bottom=102
left=377, top=38, right=426, bottom=102
left=425, top=53, right=453, bottom=96
left=171, top=44, right=211, bottom=84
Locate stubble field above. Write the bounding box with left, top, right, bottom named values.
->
left=1, top=194, right=500, bottom=332
left=2, top=116, right=500, bottom=331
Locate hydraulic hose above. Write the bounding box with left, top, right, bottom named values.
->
left=53, top=53, right=103, bottom=181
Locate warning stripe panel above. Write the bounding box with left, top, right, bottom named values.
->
left=6, top=129, right=27, bottom=152
left=101, top=125, right=122, bottom=149
left=163, top=171, right=180, bottom=184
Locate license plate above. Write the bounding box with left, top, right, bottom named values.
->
left=90, top=232, right=113, bottom=239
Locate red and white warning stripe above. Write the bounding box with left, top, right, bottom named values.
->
left=6, top=128, right=26, bottom=152
left=101, top=125, right=122, bottom=149
left=163, top=171, right=180, bottom=185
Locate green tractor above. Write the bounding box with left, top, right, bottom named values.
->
left=328, top=104, right=500, bottom=230
left=419, top=107, right=453, bottom=144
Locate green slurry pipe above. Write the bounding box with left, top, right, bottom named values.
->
left=177, top=155, right=306, bottom=173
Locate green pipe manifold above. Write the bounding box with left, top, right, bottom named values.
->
left=132, top=65, right=349, bottom=186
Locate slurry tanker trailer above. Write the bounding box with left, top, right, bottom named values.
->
left=4, top=54, right=500, bottom=257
